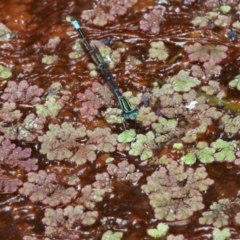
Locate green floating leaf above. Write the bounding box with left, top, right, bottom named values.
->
left=212, top=228, right=231, bottom=240
left=118, top=129, right=136, bottom=143
left=168, top=70, right=201, bottom=92
left=101, top=230, right=123, bottom=240
left=181, top=152, right=196, bottom=165
left=149, top=41, right=169, bottom=61
left=42, top=55, right=58, bottom=64
left=220, top=5, right=231, bottom=14
left=147, top=223, right=169, bottom=238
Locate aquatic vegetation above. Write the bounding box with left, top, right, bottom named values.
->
left=87, top=127, right=117, bottom=152
left=2, top=0, right=240, bottom=239
left=0, top=102, right=22, bottom=122
left=101, top=230, right=123, bottom=240
left=79, top=172, right=112, bottom=209
left=129, top=131, right=156, bottom=160
left=149, top=41, right=168, bottom=61
left=136, top=107, right=158, bottom=126
left=184, top=43, right=228, bottom=63
left=41, top=55, right=58, bottom=64
left=42, top=206, right=98, bottom=238
left=1, top=80, right=43, bottom=103
left=167, top=235, right=185, bottom=240
left=229, top=74, right=240, bottom=90
left=139, top=6, right=166, bottom=34
left=107, top=160, right=143, bottom=182
left=117, top=129, right=136, bottom=143
left=45, top=36, right=61, bottom=50
left=152, top=116, right=178, bottom=143
left=0, top=168, right=22, bottom=193
left=19, top=170, right=77, bottom=206
left=70, top=144, right=96, bottom=165
left=142, top=161, right=214, bottom=221
left=77, top=82, right=114, bottom=121
left=147, top=223, right=169, bottom=238
left=38, top=122, right=86, bottom=160
left=167, top=70, right=201, bottom=92
left=0, top=64, right=12, bottom=79
left=81, top=0, right=138, bottom=26
left=0, top=137, right=38, bottom=171
left=212, top=228, right=231, bottom=240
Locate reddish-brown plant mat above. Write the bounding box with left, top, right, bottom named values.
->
left=1, top=0, right=240, bottom=239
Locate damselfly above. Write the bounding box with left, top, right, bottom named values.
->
left=67, top=17, right=139, bottom=120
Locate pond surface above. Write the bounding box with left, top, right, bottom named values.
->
left=1, top=0, right=240, bottom=239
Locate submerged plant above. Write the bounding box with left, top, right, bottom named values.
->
left=142, top=161, right=214, bottom=221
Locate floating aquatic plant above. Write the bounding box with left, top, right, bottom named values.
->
left=181, top=141, right=215, bottom=165
left=129, top=131, right=156, bottom=161
left=139, top=6, right=166, bottom=34
left=118, top=129, right=136, bottom=143
left=142, top=161, right=214, bottom=221
left=152, top=116, right=178, bottom=143
left=0, top=137, right=38, bottom=171
left=211, top=139, right=237, bottom=162
left=147, top=223, right=169, bottom=238
left=136, top=107, right=158, bottom=127
left=107, top=160, right=143, bottom=182
left=19, top=170, right=78, bottom=206
left=184, top=43, right=228, bottom=63
left=0, top=113, right=46, bottom=141
left=1, top=80, right=43, bottom=103
left=0, top=102, right=22, bottom=122
left=45, top=36, right=61, bottom=49
left=70, top=144, right=96, bottom=165
left=87, top=127, right=117, bottom=153
left=41, top=55, right=58, bottom=64
left=42, top=205, right=98, bottom=238
left=0, top=64, right=12, bottom=79
left=0, top=168, right=22, bottom=194
left=101, top=230, right=123, bottom=240
left=81, top=0, right=138, bottom=26
left=167, top=234, right=185, bottom=240
left=77, top=82, right=114, bottom=121
left=199, top=198, right=231, bottom=228
left=221, top=115, right=240, bottom=134
left=149, top=41, right=168, bottom=61
left=229, top=74, right=240, bottom=90
left=167, top=70, right=201, bottom=92
left=79, top=172, right=112, bottom=209
left=38, top=122, right=86, bottom=161
left=212, top=228, right=231, bottom=240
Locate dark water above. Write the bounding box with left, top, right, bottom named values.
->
left=1, top=0, right=240, bottom=239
